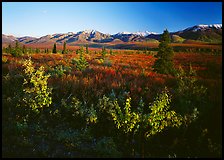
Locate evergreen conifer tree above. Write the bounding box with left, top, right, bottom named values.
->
left=52, top=43, right=57, bottom=53
left=85, top=44, right=89, bottom=54
left=152, top=29, right=175, bottom=75
left=62, top=42, right=67, bottom=54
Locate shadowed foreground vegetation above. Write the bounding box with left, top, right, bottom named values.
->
left=2, top=43, right=222, bottom=157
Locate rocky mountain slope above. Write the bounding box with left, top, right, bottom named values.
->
left=2, top=24, right=222, bottom=45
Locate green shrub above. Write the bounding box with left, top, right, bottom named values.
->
left=61, top=96, right=98, bottom=125
left=101, top=46, right=107, bottom=58
left=2, top=56, right=8, bottom=63
left=21, top=57, right=52, bottom=113
left=48, top=65, right=72, bottom=77
left=73, top=48, right=89, bottom=71
left=174, top=64, right=207, bottom=116
left=99, top=87, right=185, bottom=138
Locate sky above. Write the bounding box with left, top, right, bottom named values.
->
left=2, top=2, right=222, bottom=38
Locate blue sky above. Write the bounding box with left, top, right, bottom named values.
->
left=2, top=2, right=222, bottom=38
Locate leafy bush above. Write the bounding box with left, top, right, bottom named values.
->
left=174, top=64, right=207, bottom=116
left=101, top=46, right=107, bottom=58
left=10, top=41, right=23, bottom=57
left=2, top=56, right=8, bottom=63
left=61, top=96, right=98, bottom=125
left=73, top=47, right=89, bottom=71
left=98, top=88, right=185, bottom=138
left=145, top=87, right=183, bottom=137
left=48, top=65, right=72, bottom=77
left=21, top=57, right=52, bottom=113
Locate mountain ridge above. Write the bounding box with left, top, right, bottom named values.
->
left=2, top=24, right=222, bottom=45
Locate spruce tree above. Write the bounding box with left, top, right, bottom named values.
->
left=12, top=40, right=23, bottom=57
left=62, top=42, right=67, bottom=54
left=52, top=43, right=57, bottom=53
left=22, top=45, right=26, bottom=54
left=36, top=48, right=40, bottom=53
left=85, top=44, right=89, bottom=54
left=152, top=29, right=175, bottom=75
left=7, top=44, right=12, bottom=54
left=15, top=40, right=19, bottom=49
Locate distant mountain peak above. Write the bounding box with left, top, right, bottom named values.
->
left=116, top=31, right=132, bottom=35
left=83, top=29, right=96, bottom=34
left=133, top=31, right=159, bottom=36
left=2, top=23, right=222, bottom=44
left=183, top=24, right=222, bottom=32
left=115, top=31, right=159, bottom=36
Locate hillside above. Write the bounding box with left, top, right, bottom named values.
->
left=2, top=24, right=222, bottom=46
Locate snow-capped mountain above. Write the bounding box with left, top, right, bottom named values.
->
left=180, top=24, right=222, bottom=32
left=133, top=31, right=159, bottom=36
left=174, top=24, right=222, bottom=42
left=2, top=24, right=222, bottom=45
left=114, top=31, right=158, bottom=37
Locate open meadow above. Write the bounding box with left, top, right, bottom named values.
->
left=2, top=41, right=222, bottom=157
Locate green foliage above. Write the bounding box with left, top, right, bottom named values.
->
left=85, top=44, right=89, bottom=54
left=22, top=58, right=52, bottom=113
left=152, top=29, right=175, bottom=75
left=146, top=87, right=183, bottom=137
left=98, top=88, right=185, bottom=138
left=110, top=97, right=140, bottom=133
left=61, top=96, right=98, bottom=124
left=35, top=48, right=40, bottom=53
left=10, top=41, right=23, bottom=57
left=73, top=47, right=89, bottom=71
left=6, top=44, right=12, bottom=54
left=109, top=49, right=113, bottom=55
left=171, top=35, right=185, bottom=43
left=44, top=48, right=49, bottom=54
left=76, top=46, right=84, bottom=55
left=174, top=64, right=207, bottom=116
left=52, top=43, right=57, bottom=53
left=86, top=104, right=98, bottom=124
left=22, top=45, right=27, bottom=54
left=98, top=95, right=115, bottom=113
left=48, top=65, right=71, bottom=77
left=62, top=42, right=68, bottom=54
left=2, top=56, right=8, bottom=63
left=101, top=46, right=107, bottom=58
left=2, top=47, right=7, bottom=53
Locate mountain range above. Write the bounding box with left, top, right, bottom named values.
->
left=2, top=24, right=222, bottom=46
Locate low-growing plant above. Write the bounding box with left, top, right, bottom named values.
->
left=21, top=57, right=52, bottom=114
left=97, top=87, right=199, bottom=157
left=48, top=65, right=72, bottom=77
left=61, top=96, right=98, bottom=125
left=73, top=47, right=89, bottom=71
left=2, top=56, right=8, bottom=63
left=174, top=64, right=207, bottom=115
left=101, top=46, right=107, bottom=58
